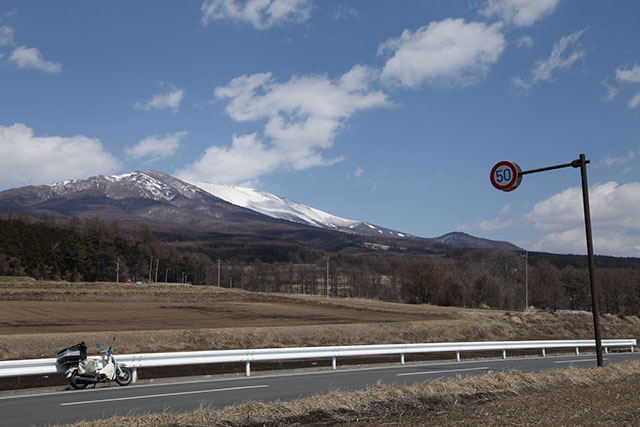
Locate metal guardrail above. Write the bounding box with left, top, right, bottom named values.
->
left=0, top=339, right=635, bottom=383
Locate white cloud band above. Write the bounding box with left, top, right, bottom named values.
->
left=378, top=19, right=505, bottom=88
left=201, top=0, right=313, bottom=29
left=480, top=0, right=559, bottom=27
left=525, top=181, right=640, bottom=256
left=9, top=46, right=62, bottom=73
left=125, top=131, right=189, bottom=162
left=178, top=65, right=388, bottom=185
left=0, top=123, right=119, bottom=189
left=134, top=87, right=185, bottom=113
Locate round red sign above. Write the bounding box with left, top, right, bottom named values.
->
left=490, top=161, right=522, bottom=192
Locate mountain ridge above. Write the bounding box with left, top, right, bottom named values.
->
left=0, top=170, right=520, bottom=251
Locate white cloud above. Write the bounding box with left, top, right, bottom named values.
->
left=333, top=5, right=358, bottom=22
left=353, top=166, right=364, bottom=178
left=602, top=79, right=619, bottom=101
left=0, top=25, right=14, bottom=46
left=525, top=181, right=640, bottom=256
left=177, top=65, right=388, bottom=184
left=459, top=203, right=513, bottom=232
left=614, top=65, right=640, bottom=108
left=600, top=150, right=637, bottom=168
left=177, top=133, right=282, bottom=185
left=616, top=64, right=640, bottom=84
left=9, top=46, right=61, bottom=73
left=201, top=0, right=313, bottom=29
left=531, top=29, right=585, bottom=83
left=378, top=18, right=505, bottom=88
left=511, top=29, right=585, bottom=92
left=480, top=0, right=559, bottom=27
left=0, top=123, right=119, bottom=189
left=509, top=75, right=531, bottom=92
left=516, top=35, right=533, bottom=48
left=125, top=131, right=188, bottom=162
left=134, top=86, right=185, bottom=113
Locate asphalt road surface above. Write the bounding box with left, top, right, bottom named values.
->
left=2, top=351, right=639, bottom=426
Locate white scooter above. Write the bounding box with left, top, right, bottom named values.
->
left=65, top=344, right=132, bottom=389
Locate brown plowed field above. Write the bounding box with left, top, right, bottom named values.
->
left=0, top=299, right=426, bottom=335
left=1, top=278, right=639, bottom=363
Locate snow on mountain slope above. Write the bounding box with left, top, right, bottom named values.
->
left=190, top=181, right=412, bottom=238
left=191, top=181, right=358, bottom=229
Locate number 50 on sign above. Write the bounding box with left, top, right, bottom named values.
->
left=490, top=161, right=522, bottom=192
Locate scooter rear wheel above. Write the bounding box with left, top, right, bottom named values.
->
left=69, top=372, right=88, bottom=390
left=116, top=367, right=132, bottom=386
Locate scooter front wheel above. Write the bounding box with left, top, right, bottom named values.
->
left=116, top=367, right=132, bottom=386
left=69, top=372, right=88, bottom=390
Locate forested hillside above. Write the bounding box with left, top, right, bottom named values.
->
left=0, top=215, right=638, bottom=315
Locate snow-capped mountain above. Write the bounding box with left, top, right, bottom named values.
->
left=0, top=170, right=519, bottom=250
left=0, top=170, right=286, bottom=230
left=190, top=181, right=413, bottom=239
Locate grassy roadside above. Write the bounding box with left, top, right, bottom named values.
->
left=64, top=360, right=640, bottom=426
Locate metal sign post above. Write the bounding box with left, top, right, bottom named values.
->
left=491, top=154, right=603, bottom=367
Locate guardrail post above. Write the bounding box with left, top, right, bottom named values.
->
left=456, top=351, right=460, bottom=362
left=502, top=350, right=507, bottom=359
left=541, top=348, right=546, bottom=357
left=401, top=353, right=405, bottom=365
left=332, top=357, right=337, bottom=370
left=631, top=346, right=635, bottom=353
left=575, top=347, right=580, bottom=355
left=605, top=347, right=608, bottom=354
left=245, top=361, right=251, bottom=377
left=131, top=367, right=137, bottom=384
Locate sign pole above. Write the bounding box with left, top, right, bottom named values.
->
left=577, top=153, right=604, bottom=367
left=491, top=154, right=603, bottom=367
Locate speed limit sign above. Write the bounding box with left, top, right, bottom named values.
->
left=490, top=161, right=522, bottom=192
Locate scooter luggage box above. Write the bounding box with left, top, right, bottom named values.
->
left=56, top=342, right=87, bottom=365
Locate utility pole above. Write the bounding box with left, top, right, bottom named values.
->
left=165, top=268, right=169, bottom=283
left=217, top=259, right=221, bottom=287
left=520, top=251, right=528, bottom=309
left=155, top=258, right=159, bottom=283
left=149, top=256, right=153, bottom=284
left=326, top=256, right=330, bottom=299
left=116, top=257, right=120, bottom=283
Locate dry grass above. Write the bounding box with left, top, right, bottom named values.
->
left=0, top=276, right=36, bottom=283
left=63, top=360, right=640, bottom=426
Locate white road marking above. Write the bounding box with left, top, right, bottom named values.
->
left=60, top=384, right=269, bottom=406
left=554, top=359, right=607, bottom=364
left=397, top=367, right=490, bottom=376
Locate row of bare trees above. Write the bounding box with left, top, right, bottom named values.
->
left=1, top=215, right=638, bottom=314
left=201, top=253, right=640, bottom=315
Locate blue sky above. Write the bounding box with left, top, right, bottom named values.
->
left=1, top=0, right=639, bottom=256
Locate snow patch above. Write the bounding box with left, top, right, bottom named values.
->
left=191, top=181, right=361, bottom=229
left=106, top=172, right=136, bottom=182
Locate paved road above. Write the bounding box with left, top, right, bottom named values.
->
left=2, top=352, right=639, bottom=426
